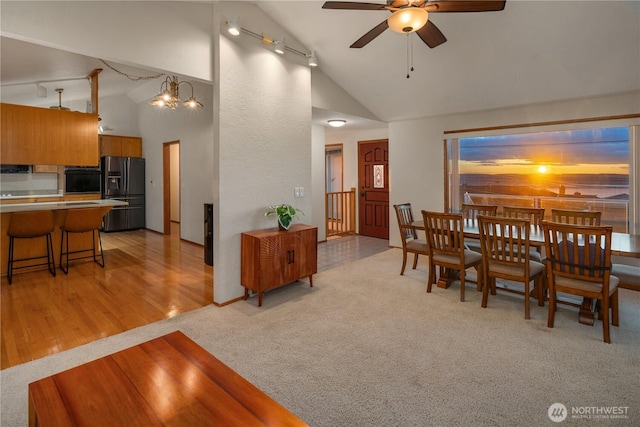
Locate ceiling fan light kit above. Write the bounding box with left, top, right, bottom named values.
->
left=322, top=0, right=506, bottom=49
left=387, top=8, right=428, bottom=33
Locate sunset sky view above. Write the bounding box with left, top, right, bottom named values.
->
left=459, top=127, right=629, bottom=176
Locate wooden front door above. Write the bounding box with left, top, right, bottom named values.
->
left=358, top=139, right=389, bottom=239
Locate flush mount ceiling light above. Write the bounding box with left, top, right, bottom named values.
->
left=387, top=7, right=428, bottom=33
left=327, top=119, right=346, bottom=128
left=149, top=76, right=203, bottom=110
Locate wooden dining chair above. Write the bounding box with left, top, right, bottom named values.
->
left=542, top=221, right=619, bottom=343
left=551, top=209, right=601, bottom=226
left=461, top=204, right=498, bottom=253
left=477, top=215, right=546, bottom=319
left=393, top=203, right=428, bottom=275
left=502, top=206, right=545, bottom=261
left=422, top=210, right=482, bottom=302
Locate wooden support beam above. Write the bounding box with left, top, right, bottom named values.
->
left=87, top=68, right=103, bottom=116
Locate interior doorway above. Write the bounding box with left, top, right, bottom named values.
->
left=162, top=141, right=180, bottom=236
left=358, top=139, right=389, bottom=239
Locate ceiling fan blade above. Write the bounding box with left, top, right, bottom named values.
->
left=416, top=20, right=447, bottom=48
left=426, top=0, right=506, bottom=13
left=350, top=20, right=390, bottom=48
left=322, top=2, right=389, bottom=10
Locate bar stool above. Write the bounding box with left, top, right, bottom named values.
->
left=7, top=210, right=56, bottom=284
left=60, top=207, right=106, bottom=274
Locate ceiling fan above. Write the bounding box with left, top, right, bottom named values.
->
left=322, top=0, right=506, bottom=49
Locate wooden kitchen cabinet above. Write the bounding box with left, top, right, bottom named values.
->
left=99, top=135, right=142, bottom=157
left=1, top=103, right=98, bottom=166
left=241, top=224, right=317, bottom=307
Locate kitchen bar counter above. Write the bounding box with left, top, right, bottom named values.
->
left=0, top=199, right=127, bottom=213
left=0, top=200, right=128, bottom=278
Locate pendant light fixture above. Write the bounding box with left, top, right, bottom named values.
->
left=50, top=88, right=70, bottom=111
left=149, top=76, right=203, bottom=110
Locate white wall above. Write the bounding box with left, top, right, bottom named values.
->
left=312, top=124, right=326, bottom=240
left=98, top=95, right=140, bottom=137
left=138, top=79, right=214, bottom=243
left=388, top=91, right=640, bottom=248
left=215, top=2, right=312, bottom=303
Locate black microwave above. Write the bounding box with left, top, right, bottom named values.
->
left=65, top=168, right=101, bottom=194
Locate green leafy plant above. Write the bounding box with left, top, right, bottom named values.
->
left=264, top=204, right=303, bottom=230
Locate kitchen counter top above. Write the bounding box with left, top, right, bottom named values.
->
left=0, top=191, right=64, bottom=200
left=0, top=199, right=127, bottom=214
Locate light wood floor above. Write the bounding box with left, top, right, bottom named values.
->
left=1, top=224, right=213, bottom=369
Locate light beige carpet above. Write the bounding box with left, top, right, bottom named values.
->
left=2, top=248, right=639, bottom=426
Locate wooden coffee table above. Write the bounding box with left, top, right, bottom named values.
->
left=28, top=331, right=308, bottom=427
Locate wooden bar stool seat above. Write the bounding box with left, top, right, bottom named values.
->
left=60, top=207, right=106, bottom=274
left=6, top=210, right=56, bottom=284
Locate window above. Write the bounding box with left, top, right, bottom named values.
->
left=446, top=126, right=634, bottom=232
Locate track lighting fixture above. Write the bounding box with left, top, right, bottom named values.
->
left=226, top=20, right=316, bottom=66
left=308, top=51, right=318, bottom=67
left=226, top=18, right=240, bottom=36
left=274, top=39, right=285, bottom=55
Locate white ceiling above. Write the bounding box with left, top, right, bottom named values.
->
left=1, top=1, right=639, bottom=130
left=259, top=0, right=640, bottom=122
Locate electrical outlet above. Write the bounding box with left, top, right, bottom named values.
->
left=294, top=187, right=300, bottom=198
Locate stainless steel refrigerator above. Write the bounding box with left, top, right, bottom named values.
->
left=101, top=156, right=145, bottom=232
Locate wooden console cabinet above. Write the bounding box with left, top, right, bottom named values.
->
left=241, top=224, right=317, bottom=307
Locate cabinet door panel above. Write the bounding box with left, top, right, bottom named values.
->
left=297, top=228, right=318, bottom=277
left=1, top=103, right=98, bottom=166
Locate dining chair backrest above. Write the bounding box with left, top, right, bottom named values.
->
left=478, top=215, right=532, bottom=266
left=461, top=204, right=498, bottom=223
left=477, top=214, right=545, bottom=319
left=422, top=211, right=465, bottom=258
left=502, top=206, right=544, bottom=228
left=394, top=203, right=418, bottom=241
left=542, top=221, right=612, bottom=282
left=551, top=209, right=601, bottom=226
left=541, top=220, right=618, bottom=342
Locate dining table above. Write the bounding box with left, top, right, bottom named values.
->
left=411, top=218, right=640, bottom=324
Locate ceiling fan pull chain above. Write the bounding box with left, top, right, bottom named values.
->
left=411, top=34, right=415, bottom=73
left=406, top=34, right=410, bottom=79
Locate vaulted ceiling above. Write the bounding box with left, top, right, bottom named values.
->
left=1, top=1, right=638, bottom=129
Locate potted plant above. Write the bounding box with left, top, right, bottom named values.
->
left=264, top=204, right=303, bottom=231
